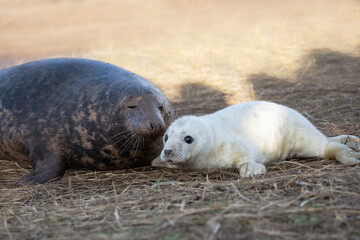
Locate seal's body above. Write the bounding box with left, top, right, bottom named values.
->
left=157, top=101, right=359, bottom=176
left=0, top=58, right=176, bottom=184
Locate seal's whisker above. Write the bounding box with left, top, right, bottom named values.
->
left=117, top=133, right=138, bottom=156
left=130, top=134, right=143, bottom=156
left=106, top=130, right=132, bottom=143
left=111, top=132, right=133, bottom=147
left=130, top=137, right=139, bottom=157
left=137, top=136, right=144, bottom=150
left=115, top=134, right=135, bottom=153
left=131, top=135, right=144, bottom=157
left=121, top=135, right=138, bottom=156
left=113, top=133, right=133, bottom=151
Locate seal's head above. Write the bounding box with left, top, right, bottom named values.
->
left=123, top=95, right=169, bottom=137
left=160, top=116, right=213, bottom=165
left=98, top=81, right=177, bottom=167
left=106, top=79, right=175, bottom=138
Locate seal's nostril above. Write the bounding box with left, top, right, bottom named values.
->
left=164, top=149, right=173, bottom=157
left=150, top=122, right=164, bottom=131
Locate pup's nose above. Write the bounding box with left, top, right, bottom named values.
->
left=164, top=149, right=173, bottom=157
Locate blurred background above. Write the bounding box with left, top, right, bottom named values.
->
left=1, top=0, right=359, bottom=112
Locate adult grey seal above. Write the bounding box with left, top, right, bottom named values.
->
left=0, top=58, right=176, bottom=184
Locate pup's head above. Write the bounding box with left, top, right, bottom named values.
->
left=160, top=116, right=213, bottom=165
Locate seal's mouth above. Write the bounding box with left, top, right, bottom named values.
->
left=166, top=159, right=183, bottom=165
left=132, top=128, right=165, bottom=139
left=138, top=133, right=162, bottom=140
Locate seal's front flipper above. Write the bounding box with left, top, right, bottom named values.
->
left=19, top=152, right=65, bottom=185
left=238, top=162, right=266, bottom=177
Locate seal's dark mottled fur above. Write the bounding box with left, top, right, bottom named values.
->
left=0, top=58, right=176, bottom=184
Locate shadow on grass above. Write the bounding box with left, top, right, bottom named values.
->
left=248, top=49, right=360, bottom=135
left=172, top=83, right=228, bottom=116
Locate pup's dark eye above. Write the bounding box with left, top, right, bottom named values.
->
left=164, top=134, right=168, bottom=142
left=184, top=135, right=194, bottom=144
left=128, top=105, right=137, bottom=109
left=159, top=106, right=164, bottom=111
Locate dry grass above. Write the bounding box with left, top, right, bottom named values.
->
left=2, top=160, right=360, bottom=239
left=1, top=0, right=360, bottom=239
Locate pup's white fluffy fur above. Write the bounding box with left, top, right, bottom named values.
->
left=154, top=101, right=360, bottom=177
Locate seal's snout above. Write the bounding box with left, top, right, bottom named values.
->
left=150, top=121, right=166, bottom=133
left=144, top=107, right=166, bottom=135
left=164, top=149, right=173, bottom=157
left=135, top=121, right=165, bottom=136
left=128, top=103, right=167, bottom=136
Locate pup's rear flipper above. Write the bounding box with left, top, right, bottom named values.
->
left=329, top=135, right=360, bottom=151
left=324, top=141, right=360, bottom=165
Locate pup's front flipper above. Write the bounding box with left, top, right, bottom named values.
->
left=19, top=151, right=65, bottom=185
left=238, top=162, right=266, bottom=177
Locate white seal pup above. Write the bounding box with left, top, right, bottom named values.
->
left=155, top=101, right=360, bottom=177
